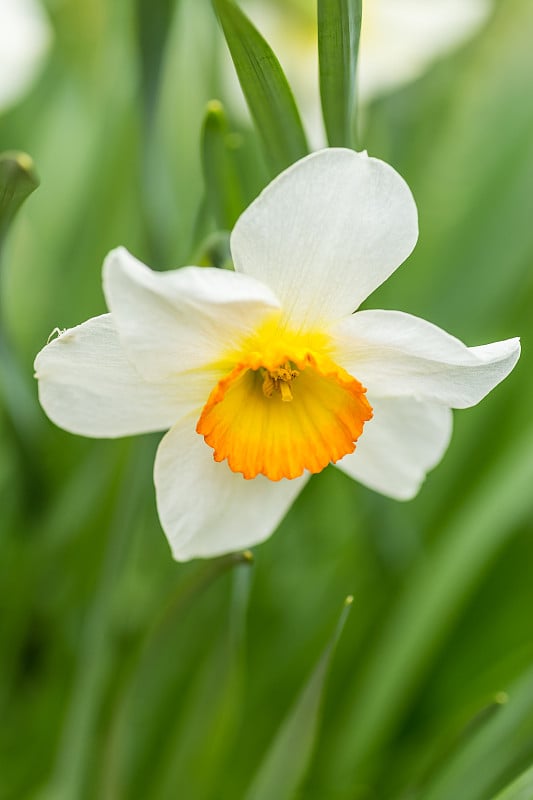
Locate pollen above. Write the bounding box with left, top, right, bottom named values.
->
left=196, top=330, right=373, bottom=481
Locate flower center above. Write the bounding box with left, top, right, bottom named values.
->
left=261, top=362, right=299, bottom=402
left=196, top=331, right=373, bottom=481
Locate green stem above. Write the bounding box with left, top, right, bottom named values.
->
left=100, top=551, right=254, bottom=800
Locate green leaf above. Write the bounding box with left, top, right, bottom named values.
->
left=318, top=0, right=361, bottom=148
left=212, top=0, right=309, bottom=175
left=244, top=596, right=353, bottom=800
left=149, top=562, right=254, bottom=800
left=36, top=440, right=155, bottom=800
left=135, top=0, right=180, bottom=267
left=422, top=667, right=533, bottom=800
left=321, top=419, right=533, bottom=793
left=98, top=551, right=254, bottom=800
left=202, top=100, right=247, bottom=230
left=135, top=0, right=178, bottom=125
left=0, top=151, right=39, bottom=252
left=490, top=763, right=533, bottom=800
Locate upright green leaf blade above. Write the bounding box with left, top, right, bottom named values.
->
left=245, top=597, right=353, bottom=800
left=422, top=666, right=533, bottom=800
left=202, top=100, right=247, bottom=230
left=149, top=561, right=253, bottom=800
left=318, top=0, right=362, bottom=148
left=135, top=0, right=177, bottom=124
left=320, top=419, right=533, bottom=794
left=213, top=0, right=309, bottom=175
left=0, top=151, right=39, bottom=251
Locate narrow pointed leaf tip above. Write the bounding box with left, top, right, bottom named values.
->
left=245, top=597, right=352, bottom=800
left=0, top=151, right=39, bottom=247
left=212, top=0, right=309, bottom=175
left=318, top=0, right=362, bottom=147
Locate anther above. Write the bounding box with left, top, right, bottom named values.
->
left=261, top=362, right=299, bottom=401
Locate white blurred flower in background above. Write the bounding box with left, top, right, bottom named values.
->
left=359, top=0, right=492, bottom=99
left=0, top=0, right=52, bottom=112
left=225, top=0, right=492, bottom=146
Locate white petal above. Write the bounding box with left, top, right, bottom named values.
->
left=333, top=310, right=520, bottom=408
left=34, top=314, right=207, bottom=438
left=103, top=247, right=281, bottom=382
left=231, top=148, right=418, bottom=328
left=337, top=396, right=453, bottom=500
left=0, top=0, right=52, bottom=110
left=154, top=414, right=309, bottom=561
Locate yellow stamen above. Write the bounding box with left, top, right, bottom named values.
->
left=261, top=361, right=299, bottom=402
left=279, top=380, right=293, bottom=402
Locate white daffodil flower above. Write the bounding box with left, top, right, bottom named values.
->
left=34, top=149, right=520, bottom=561
left=0, top=0, right=52, bottom=111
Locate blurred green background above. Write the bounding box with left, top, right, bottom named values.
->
left=1, top=0, right=533, bottom=798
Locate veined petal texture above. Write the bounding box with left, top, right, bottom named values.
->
left=231, top=148, right=418, bottom=329
left=337, top=396, right=453, bottom=500
left=333, top=310, right=520, bottom=407
left=154, top=414, right=309, bottom=560
left=103, top=247, right=281, bottom=382
left=34, top=315, right=203, bottom=437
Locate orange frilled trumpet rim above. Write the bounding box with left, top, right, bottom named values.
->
left=196, top=351, right=373, bottom=481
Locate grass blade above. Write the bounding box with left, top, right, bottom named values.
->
left=318, top=0, right=361, bottom=148
left=213, top=0, right=309, bottom=175
left=320, top=420, right=533, bottom=792
left=148, top=562, right=254, bottom=800
left=135, top=0, right=177, bottom=125
left=423, top=664, right=533, bottom=800
left=99, top=551, right=253, bottom=800
left=245, top=596, right=353, bottom=800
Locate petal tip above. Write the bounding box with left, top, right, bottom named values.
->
left=103, top=244, right=130, bottom=270
left=102, top=245, right=147, bottom=285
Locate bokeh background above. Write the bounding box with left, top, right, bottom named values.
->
left=1, top=0, right=533, bottom=798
